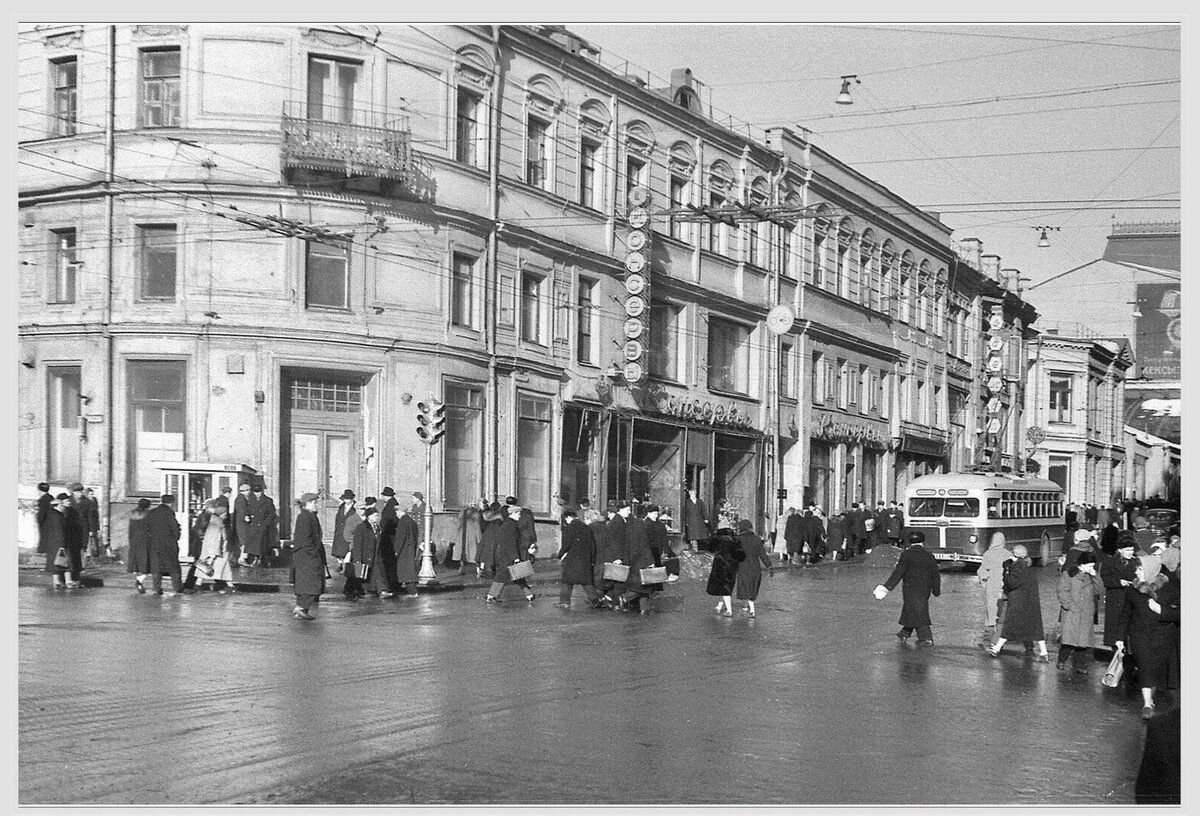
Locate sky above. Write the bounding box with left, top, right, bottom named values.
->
left=572, top=23, right=1181, bottom=303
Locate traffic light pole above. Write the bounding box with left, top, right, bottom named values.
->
left=417, top=441, right=439, bottom=586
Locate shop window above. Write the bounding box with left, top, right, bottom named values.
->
left=516, top=394, right=552, bottom=513
left=444, top=384, right=483, bottom=508
left=47, top=366, right=82, bottom=481
left=127, top=361, right=185, bottom=493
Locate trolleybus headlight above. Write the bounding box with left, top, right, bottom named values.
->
left=968, top=534, right=978, bottom=544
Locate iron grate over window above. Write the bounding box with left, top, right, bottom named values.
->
left=288, top=378, right=362, bottom=413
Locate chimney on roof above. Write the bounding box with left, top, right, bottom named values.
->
left=958, top=237, right=982, bottom=269
left=980, top=254, right=1001, bottom=282
left=668, top=67, right=703, bottom=114
left=1001, top=268, right=1020, bottom=291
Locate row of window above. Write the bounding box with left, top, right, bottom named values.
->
left=46, top=48, right=180, bottom=136
left=986, top=491, right=1064, bottom=520
left=810, top=353, right=946, bottom=427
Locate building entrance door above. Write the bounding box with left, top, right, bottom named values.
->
left=289, top=430, right=354, bottom=536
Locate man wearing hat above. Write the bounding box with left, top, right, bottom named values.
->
left=378, top=487, right=401, bottom=591
left=290, top=493, right=327, bottom=619
left=595, top=499, right=632, bottom=606
left=147, top=494, right=183, bottom=596
left=873, top=531, right=941, bottom=646
left=333, top=490, right=362, bottom=598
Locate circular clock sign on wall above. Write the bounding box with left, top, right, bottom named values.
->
left=766, top=304, right=796, bottom=336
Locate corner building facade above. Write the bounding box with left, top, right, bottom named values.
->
left=18, top=24, right=1037, bottom=546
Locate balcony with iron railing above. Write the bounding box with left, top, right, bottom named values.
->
left=280, top=102, right=411, bottom=181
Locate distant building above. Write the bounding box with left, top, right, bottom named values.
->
left=1027, top=222, right=1180, bottom=445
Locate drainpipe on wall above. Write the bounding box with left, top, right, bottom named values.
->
left=484, top=25, right=504, bottom=501
left=102, top=24, right=116, bottom=547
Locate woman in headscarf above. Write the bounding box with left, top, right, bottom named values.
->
left=1100, top=531, right=1139, bottom=652
left=125, top=498, right=153, bottom=593
left=734, top=518, right=772, bottom=617
left=985, top=544, right=1049, bottom=661
left=193, top=499, right=233, bottom=592
left=705, top=525, right=745, bottom=617
left=1115, top=554, right=1177, bottom=720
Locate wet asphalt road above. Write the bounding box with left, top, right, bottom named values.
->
left=19, top=560, right=1151, bottom=805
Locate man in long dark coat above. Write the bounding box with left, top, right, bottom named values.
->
left=875, top=530, right=941, bottom=645
left=485, top=504, right=535, bottom=603
left=596, top=500, right=632, bottom=605
left=290, top=493, right=327, bottom=619
left=233, top=483, right=252, bottom=564
left=555, top=507, right=599, bottom=608
left=882, top=500, right=904, bottom=547
left=506, top=496, right=538, bottom=561
left=783, top=507, right=803, bottom=563
left=146, top=494, right=182, bottom=595
left=392, top=503, right=420, bottom=594
left=237, top=483, right=276, bottom=567
left=682, top=487, right=709, bottom=553
left=36, top=482, right=52, bottom=555
left=799, top=508, right=825, bottom=563
left=333, top=490, right=362, bottom=598
left=378, top=486, right=401, bottom=590
left=846, top=503, right=864, bottom=557
left=351, top=506, right=390, bottom=597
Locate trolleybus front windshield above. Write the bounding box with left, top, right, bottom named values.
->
left=907, top=497, right=980, bottom=518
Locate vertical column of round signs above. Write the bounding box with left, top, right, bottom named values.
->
left=622, top=186, right=653, bottom=384
left=983, top=306, right=1007, bottom=460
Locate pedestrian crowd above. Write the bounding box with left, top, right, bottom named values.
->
left=776, top=500, right=905, bottom=564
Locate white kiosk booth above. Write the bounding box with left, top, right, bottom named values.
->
left=154, top=461, right=258, bottom=562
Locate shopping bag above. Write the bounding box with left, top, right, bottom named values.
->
left=211, top=556, right=233, bottom=583
left=53, top=548, right=69, bottom=568
left=507, top=560, right=535, bottom=581
left=1102, top=645, right=1125, bottom=688
left=354, top=562, right=371, bottom=580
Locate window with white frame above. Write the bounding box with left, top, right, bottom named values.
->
left=898, top=257, right=913, bottom=323
left=47, top=365, right=82, bottom=481
left=858, top=232, right=876, bottom=308
left=444, top=384, right=484, bottom=508
left=669, top=174, right=689, bottom=241
left=813, top=220, right=829, bottom=287
left=127, top=361, right=185, bottom=493
left=521, top=271, right=546, bottom=345
left=451, top=252, right=477, bottom=328
left=305, top=239, right=349, bottom=310
left=1049, top=374, right=1073, bottom=423
left=526, top=115, right=550, bottom=190
left=812, top=351, right=825, bottom=405
left=858, top=365, right=870, bottom=414
left=137, top=224, right=177, bottom=301
left=625, top=155, right=647, bottom=204
left=707, top=318, right=750, bottom=394
left=50, top=57, right=78, bottom=137
left=650, top=301, right=684, bottom=382
left=869, top=369, right=880, bottom=413
left=139, top=48, right=181, bottom=128
left=50, top=228, right=78, bottom=304
left=455, top=86, right=485, bottom=168
left=899, top=374, right=911, bottom=421
left=780, top=340, right=795, bottom=399
left=917, top=378, right=929, bottom=425
left=836, top=358, right=848, bottom=408
left=705, top=189, right=726, bottom=253
left=579, top=137, right=601, bottom=210
left=825, top=360, right=837, bottom=404
left=516, top=394, right=552, bottom=513
left=307, top=55, right=359, bottom=124
left=880, top=370, right=891, bottom=419
left=934, top=384, right=943, bottom=427
left=577, top=279, right=597, bottom=365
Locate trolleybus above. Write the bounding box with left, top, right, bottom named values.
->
left=903, top=472, right=1066, bottom=566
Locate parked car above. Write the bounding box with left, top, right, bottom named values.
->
left=1143, top=508, right=1179, bottom=546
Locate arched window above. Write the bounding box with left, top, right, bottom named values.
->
left=746, top=176, right=770, bottom=267
left=622, top=120, right=655, bottom=208
left=576, top=99, right=611, bottom=211
left=880, top=239, right=897, bottom=317
left=898, top=250, right=915, bottom=323
left=524, top=74, right=563, bottom=192
left=859, top=228, right=877, bottom=309
left=780, top=190, right=802, bottom=278
left=667, top=141, right=696, bottom=241
left=811, top=203, right=833, bottom=287
left=837, top=216, right=856, bottom=300
left=917, top=260, right=932, bottom=332
left=934, top=268, right=948, bottom=337
left=705, top=159, right=735, bottom=253
left=454, top=45, right=494, bottom=169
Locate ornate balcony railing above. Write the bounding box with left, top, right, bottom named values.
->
left=280, top=102, right=411, bottom=181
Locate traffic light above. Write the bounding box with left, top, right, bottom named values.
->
left=416, top=401, right=446, bottom=445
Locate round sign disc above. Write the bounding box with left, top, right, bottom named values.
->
left=766, top=304, right=796, bottom=336
left=624, top=273, right=647, bottom=295
left=623, top=340, right=644, bottom=361
left=1026, top=426, right=1046, bottom=445
left=624, top=296, right=646, bottom=317
left=624, top=252, right=647, bottom=274
left=623, top=317, right=644, bottom=339
left=628, top=186, right=651, bottom=207
left=623, top=361, right=644, bottom=383
left=627, top=229, right=648, bottom=251
left=627, top=208, right=650, bottom=229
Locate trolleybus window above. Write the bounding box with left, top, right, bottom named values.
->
left=908, top=497, right=980, bottom=518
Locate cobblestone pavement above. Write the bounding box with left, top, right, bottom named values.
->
left=18, top=559, right=1152, bottom=805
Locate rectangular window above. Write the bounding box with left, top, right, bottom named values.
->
left=868, top=370, right=880, bottom=413
left=836, top=359, right=848, bottom=408
left=811, top=352, right=825, bottom=405
left=516, top=394, right=552, bottom=513
left=825, top=361, right=837, bottom=404
left=579, top=138, right=600, bottom=209
left=138, top=225, right=177, bottom=301
left=898, top=270, right=912, bottom=322
left=451, top=252, right=477, bottom=329
left=51, top=57, right=78, bottom=136
left=704, top=191, right=725, bottom=253
left=625, top=156, right=647, bottom=204
left=747, top=223, right=760, bottom=267
left=707, top=318, right=750, bottom=394
left=305, top=239, right=349, bottom=310
left=455, top=87, right=483, bottom=167
left=899, top=374, right=910, bottom=421
left=880, top=371, right=891, bottom=419
left=50, top=228, right=78, bottom=304
left=1049, top=374, right=1072, bottom=423
left=444, top=384, right=483, bottom=508
left=140, top=48, right=181, bottom=128
left=47, top=366, right=82, bottom=481
left=780, top=341, right=795, bottom=399
left=577, top=279, right=596, bottom=365
left=287, top=377, right=362, bottom=412
left=521, top=271, right=545, bottom=345
left=934, top=385, right=943, bottom=427
left=858, top=365, right=870, bottom=414
left=813, top=227, right=827, bottom=287
left=650, top=302, right=683, bottom=382
left=307, top=55, right=359, bottom=124
left=917, top=379, right=929, bottom=425
left=127, top=361, right=185, bottom=493
left=526, top=116, right=549, bottom=189
left=669, top=175, right=688, bottom=240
